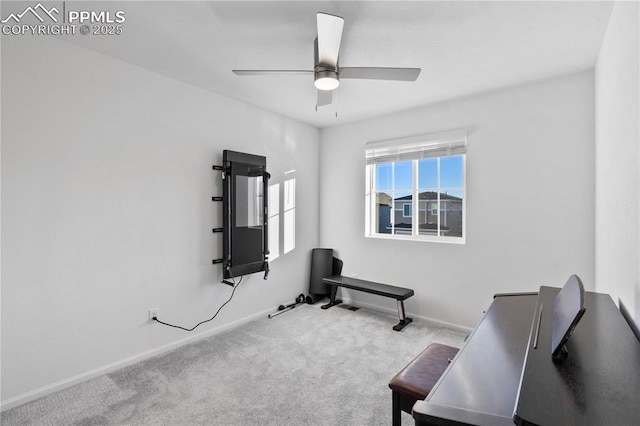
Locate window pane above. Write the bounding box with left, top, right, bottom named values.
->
left=284, top=209, right=295, bottom=253
left=268, top=184, right=280, bottom=260
left=418, top=158, right=437, bottom=189
left=394, top=161, right=412, bottom=191
left=284, top=179, right=295, bottom=211
left=440, top=190, right=463, bottom=237
left=375, top=192, right=392, bottom=234
left=375, top=163, right=392, bottom=191
left=283, top=179, right=296, bottom=253
left=394, top=191, right=412, bottom=235
left=268, top=215, right=280, bottom=260
left=418, top=191, right=438, bottom=236
left=268, top=184, right=279, bottom=217
left=440, top=156, right=464, bottom=188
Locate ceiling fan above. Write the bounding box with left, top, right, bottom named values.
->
left=232, top=12, right=421, bottom=109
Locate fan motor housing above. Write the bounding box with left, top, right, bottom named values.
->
left=313, top=36, right=340, bottom=90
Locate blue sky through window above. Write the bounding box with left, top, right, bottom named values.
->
left=394, top=161, right=412, bottom=190
left=419, top=158, right=437, bottom=189
left=375, top=155, right=464, bottom=192
left=440, top=156, right=463, bottom=188
left=376, top=163, right=392, bottom=190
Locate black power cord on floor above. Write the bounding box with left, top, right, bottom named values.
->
left=152, top=275, right=243, bottom=332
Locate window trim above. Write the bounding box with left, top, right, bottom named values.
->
left=364, top=130, right=467, bottom=244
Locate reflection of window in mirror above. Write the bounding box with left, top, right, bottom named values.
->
left=236, top=175, right=263, bottom=228
left=284, top=178, right=296, bottom=254
left=268, top=184, right=280, bottom=260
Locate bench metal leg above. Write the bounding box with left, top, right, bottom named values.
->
left=392, top=391, right=402, bottom=426
left=321, top=285, right=343, bottom=310
left=393, top=300, right=413, bottom=331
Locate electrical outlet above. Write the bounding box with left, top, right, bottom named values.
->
left=148, top=308, right=159, bottom=323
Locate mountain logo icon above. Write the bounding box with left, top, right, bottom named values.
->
left=1, top=3, right=59, bottom=24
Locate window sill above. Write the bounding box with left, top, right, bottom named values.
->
left=365, top=233, right=466, bottom=244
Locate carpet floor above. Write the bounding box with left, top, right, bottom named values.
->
left=1, top=303, right=467, bottom=425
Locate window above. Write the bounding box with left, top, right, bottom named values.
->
left=268, top=184, right=280, bottom=260
left=267, top=174, right=297, bottom=262
left=365, top=130, right=466, bottom=243
left=283, top=178, right=296, bottom=254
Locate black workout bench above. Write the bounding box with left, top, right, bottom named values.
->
left=320, top=275, right=415, bottom=331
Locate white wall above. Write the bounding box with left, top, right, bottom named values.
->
left=595, top=1, right=640, bottom=335
left=319, top=72, right=595, bottom=329
left=1, top=36, right=319, bottom=406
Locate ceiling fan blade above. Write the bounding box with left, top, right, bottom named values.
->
left=316, top=13, right=344, bottom=67
left=233, top=70, right=313, bottom=76
left=316, top=89, right=334, bottom=107
left=340, top=67, right=421, bottom=81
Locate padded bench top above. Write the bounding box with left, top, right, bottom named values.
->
left=322, top=275, right=414, bottom=300
left=389, top=343, right=460, bottom=400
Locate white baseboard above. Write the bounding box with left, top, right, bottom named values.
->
left=339, top=297, right=474, bottom=334
left=0, top=307, right=274, bottom=412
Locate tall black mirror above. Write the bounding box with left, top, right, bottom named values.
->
left=222, top=150, right=270, bottom=280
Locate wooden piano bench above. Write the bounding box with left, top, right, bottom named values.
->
left=388, top=343, right=459, bottom=426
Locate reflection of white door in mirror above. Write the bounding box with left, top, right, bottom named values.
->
left=235, top=175, right=263, bottom=228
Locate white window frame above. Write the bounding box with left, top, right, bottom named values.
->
left=364, top=130, right=467, bottom=244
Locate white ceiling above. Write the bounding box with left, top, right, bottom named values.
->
left=59, top=1, right=614, bottom=128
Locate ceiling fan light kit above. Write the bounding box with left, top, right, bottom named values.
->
left=232, top=12, right=421, bottom=109
left=314, top=69, right=339, bottom=91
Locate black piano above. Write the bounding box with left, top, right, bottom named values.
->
left=412, top=287, right=640, bottom=425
